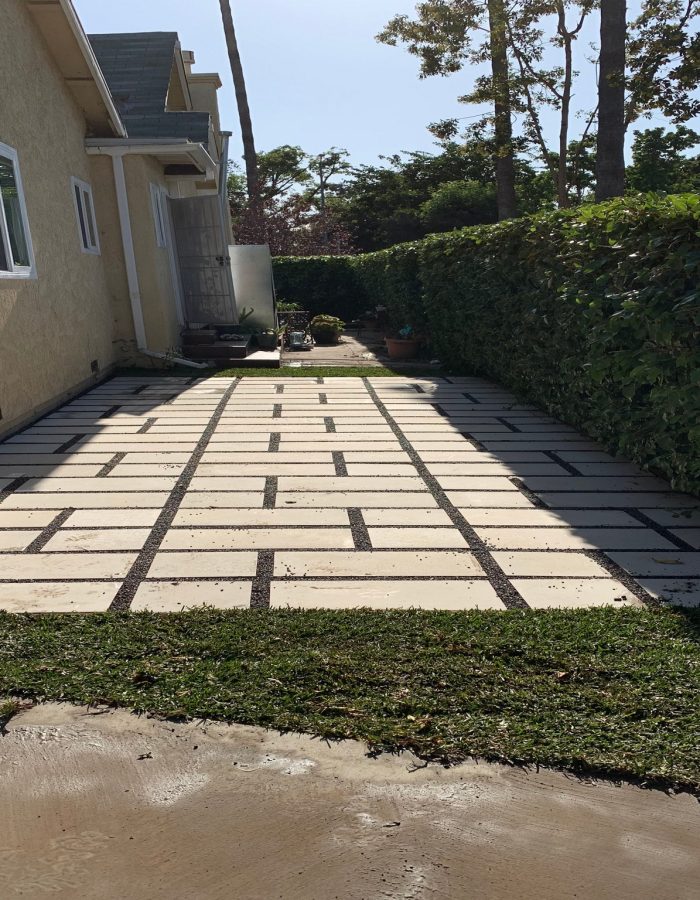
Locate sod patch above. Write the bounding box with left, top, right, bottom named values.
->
left=1, top=607, right=698, bottom=792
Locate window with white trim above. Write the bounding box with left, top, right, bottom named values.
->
left=0, top=142, right=36, bottom=279
left=150, top=183, right=167, bottom=247
left=71, top=177, right=100, bottom=254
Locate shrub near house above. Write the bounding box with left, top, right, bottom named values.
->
left=275, top=195, right=700, bottom=494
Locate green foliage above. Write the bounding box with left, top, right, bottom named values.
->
left=310, top=314, right=345, bottom=344
left=627, top=127, right=700, bottom=194
left=420, top=180, right=498, bottom=232
left=273, top=256, right=360, bottom=320
left=274, top=195, right=700, bottom=492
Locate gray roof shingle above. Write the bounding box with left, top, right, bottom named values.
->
left=89, top=32, right=211, bottom=145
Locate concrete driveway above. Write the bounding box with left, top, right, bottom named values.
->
left=1, top=704, right=698, bottom=900
left=0, top=374, right=698, bottom=612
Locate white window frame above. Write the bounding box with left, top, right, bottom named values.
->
left=150, top=183, right=167, bottom=248
left=71, top=176, right=100, bottom=255
left=0, top=141, right=36, bottom=279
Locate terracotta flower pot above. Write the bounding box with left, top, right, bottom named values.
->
left=385, top=337, right=421, bottom=360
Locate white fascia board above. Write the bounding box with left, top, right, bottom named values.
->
left=85, top=140, right=217, bottom=180
left=59, top=0, right=127, bottom=138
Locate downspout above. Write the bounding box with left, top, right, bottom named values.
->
left=111, top=153, right=208, bottom=369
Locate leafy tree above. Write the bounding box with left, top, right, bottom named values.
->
left=627, top=125, right=700, bottom=192
left=306, top=148, right=352, bottom=211
left=378, top=1, right=519, bottom=219
left=256, top=145, right=310, bottom=201
left=420, top=180, right=498, bottom=231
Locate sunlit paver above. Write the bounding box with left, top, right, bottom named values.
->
left=0, top=374, right=697, bottom=612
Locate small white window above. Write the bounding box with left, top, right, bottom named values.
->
left=150, top=183, right=167, bottom=248
left=71, top=177, right=100, bottom=254
left=0, top=142, right=36, bottom=279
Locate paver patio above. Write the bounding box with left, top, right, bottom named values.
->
left=0, top=375, right=698, bottom=612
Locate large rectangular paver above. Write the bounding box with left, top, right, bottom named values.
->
left=147, top=552, right=258, bottom=578
left=0, top=583, right=119, bottom=613
left=476, top=528, right=675, bottom=551
left=368, top=528, right=468, bottom=549
left=161, top=528, right=355, bottom=550
left=270, top=580, right=504, bottom=610
left=511, top=579, right=640, bottom=609
left=132, top=581, right=252, bottom=612
left=0, top=553, right=136, bottom=579
left=274, top=551, right=484, bottom=578
left=491, top=551, right=611, bottom=577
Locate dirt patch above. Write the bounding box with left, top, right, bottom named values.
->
left=1, top=704, right=697, bottom=899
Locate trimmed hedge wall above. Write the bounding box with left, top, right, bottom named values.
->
left=274, top=195, right=700, bottom=493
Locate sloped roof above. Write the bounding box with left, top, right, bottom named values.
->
left=88, top=32, right=210, bottom=144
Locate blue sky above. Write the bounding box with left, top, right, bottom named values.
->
left=75, top=0, right=690, bottom=169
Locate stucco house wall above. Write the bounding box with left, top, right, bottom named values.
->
left=0, top=0, right=117, bottom=436
left=125, top=155, right=182, bottom=356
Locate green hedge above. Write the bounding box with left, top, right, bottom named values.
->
left=274, top=195, right=700, bottom=493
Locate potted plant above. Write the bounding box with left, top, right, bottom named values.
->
left=256, top=327, right=282, bottom=350
left=310, top=314, right=345, bottom=345
left=385, top=325, right=421, bottom=360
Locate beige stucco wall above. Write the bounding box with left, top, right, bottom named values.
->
left=124, top=155, right=183, bottom=356
left=0, top=0, right=117, bottom=436
left=89, top=153, right=185, bottom=361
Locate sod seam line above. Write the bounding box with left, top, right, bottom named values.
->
left=362, top=378, right=529, bottom=610
left=107, top=379, right=241, bottom=612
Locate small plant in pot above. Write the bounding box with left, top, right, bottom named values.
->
left=385, top=325, right=421, bottom=360
left=256, top=327, right=282, bottom=350
left=310, top=314, right=345, bottom=346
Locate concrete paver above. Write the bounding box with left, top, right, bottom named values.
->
left=0, top=374, right=697, bottom=611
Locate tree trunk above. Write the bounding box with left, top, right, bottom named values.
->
left=219, top=0, right=259, bottom=200
left=596, top=0, right=626, bottom=200
left=487, top=0, right=518, bottom=220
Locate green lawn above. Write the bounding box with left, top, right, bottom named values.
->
left=214, top=365, right=438, bottom=378
left=1, top=607, right=698, bottom=792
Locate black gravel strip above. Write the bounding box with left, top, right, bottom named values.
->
left=496, top=417, right=521, bottom=433
left=509, top=477, right=548, bottom=509
left=543, top=450, right=581, bottom=475
left=251, top=550, right=274, bottom=608
left=131, top=385, right=149, bottom=395
left=0, top=477, right=30, bottom=506
left=97, top=453, right=126, bottom=478
left=324, top=417, right=336, bottom=433
left=362, top=378, right=529, bottom=610
left=263, top=477, right=278, bottom=509
left=273, top=404, right=283, bottom=419
left=624, top=508, right=698, bottom=551
left=462, top=392, right=480, bottom=403
left=137, top=418, right=156, bottom=434
left=108, top=379, right=241, bottom=611
left=348, top=508, right=372, bottom=550
left=268, top=433, right=281, bottom=452
left=316, top=377, right=324, bottom=384
left=53, top=435, right=84, bottom=454
left=413, top=384, right=425, bottom=394
left=101, top=406, right=121, bottom=419
left=319, top=393, right=328, bottom=405
left=275, top=384, right=284, bottom=394
left=432, top=404, right=449, bottom=417
left=23, top=509, right=74, bottom=553
left=333, top=452, right=348, bottom=477
left=583, top=550, right=658, bottom=607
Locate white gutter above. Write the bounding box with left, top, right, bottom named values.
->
left=86, top=140, right=217, bottom=181
left=59, top=0, right=127, bottom=138
left=109, top=153, right=207, bottom=369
